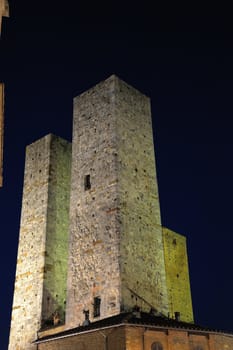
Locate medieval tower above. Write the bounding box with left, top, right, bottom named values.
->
left=9, top=75, right=198, bottom=350
left=8, top=135, right=71, bottom=350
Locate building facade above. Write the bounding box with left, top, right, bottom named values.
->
left=35, top=313, right=233, bottom=350
left=0, top=0, right=9, bottom=35
left=8, top=76, right=233, bottom=349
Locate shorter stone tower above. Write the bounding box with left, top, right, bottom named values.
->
left=163, top=227, right=193, bottom=322
left=8, top=135, right=71, bottom=350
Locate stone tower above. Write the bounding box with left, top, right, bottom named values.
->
left=162, top=227, right=193, bottom=322
left=65, top=75, right=170, bottom=327
left=8, top=134, right=71, bottom=350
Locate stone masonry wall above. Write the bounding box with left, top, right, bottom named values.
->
left=42, top=136, right=71, bottom=325
left=66, top=75, right=168, bottom=327
left=38, top=327, right=126, bottom=350
left=115, top=77, right=168, bottom=315
left=162, top=227, right=193, bottom=323
left=37, top=325, right=233, bottom=350
left=8, top=134, right=71, bottom=350
left=126, top=327, right=233, bottom=350
left=66, top=76, right=121, bottom=327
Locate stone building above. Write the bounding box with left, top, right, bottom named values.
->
left=0, top=0, right=9, bottom=35
left=35, top=313, right=233, bottom=350
left=8, top=75, right=233, bottom=349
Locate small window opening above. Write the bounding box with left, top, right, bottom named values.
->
left=84, top=175, right=91, bottom=190
left=93, top=297, right=101, bottom=317
left=151, top=342, right=163, bottom=350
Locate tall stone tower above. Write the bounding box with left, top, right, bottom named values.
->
left=66, top=75, right=169, bottom=327
left=8, top=135, right=71, bottom=350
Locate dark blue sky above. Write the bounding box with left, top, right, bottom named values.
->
left=1, top=1, right=233, bottom=349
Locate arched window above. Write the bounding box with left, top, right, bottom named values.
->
left=151, top=342, right=163, bottom=350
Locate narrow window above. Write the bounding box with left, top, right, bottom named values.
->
left=84, top=174, right=91, bottom=190
left=151, top=342, right=163, bottom=350
left=93, top=297, right=101, bottom=317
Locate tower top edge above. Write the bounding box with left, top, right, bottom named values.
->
left=26, top=133, right=71, bottom=149
left=162, top=226, right=187, bottom=241
left=73, top=74, right=150, bottom=102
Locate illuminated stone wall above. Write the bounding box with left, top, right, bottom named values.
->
left=116, top=78, right=168, bottom=314
left=0, top=0, right=9, bottom=34
left=8, top=134, right=71, bottom=350
left=162, top=227, right=194, bottom=323
left=38, top=327, right=126, bottom=350
left=66, top=75, right=168, bottom=328
left=42, top=136, right=71, bottom=324
left=37, top=325, right=233, bottom=350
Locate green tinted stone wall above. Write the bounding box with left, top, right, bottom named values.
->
left=114, top=78, right=168, bottom=315
left=42, top=136, right=71, bottom=324
left=8, top=134, right=71, bottom=350
left=162, top=227, right=193, bottom=322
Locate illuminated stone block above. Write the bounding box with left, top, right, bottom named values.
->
left=0, top=0, right=9, bottom=35
left=8, top=134, right=71, bottom=350
left=162, top=227, right=193, bottom=323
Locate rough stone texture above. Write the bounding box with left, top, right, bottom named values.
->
left=8, top=134, right=71, bottom=350
left=115, top=78, right=167, bottom=315
left=42, top=136, right=72, bottom=324
left=162, top=227, right=194, bottom=323
left=66, top=75, right=168, bottom=327
left=0, top=0, right=9, bottom=34
left=37, top=325, right=233, bottom=350
left=0, top=83, right=4, bottom=186
left=38, top=327, right=126, bottom=350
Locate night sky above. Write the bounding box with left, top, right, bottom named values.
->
left=1, top=1, right=233, bottom=349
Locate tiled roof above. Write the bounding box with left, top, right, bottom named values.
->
left=36, top=311, right=233, bottom=343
